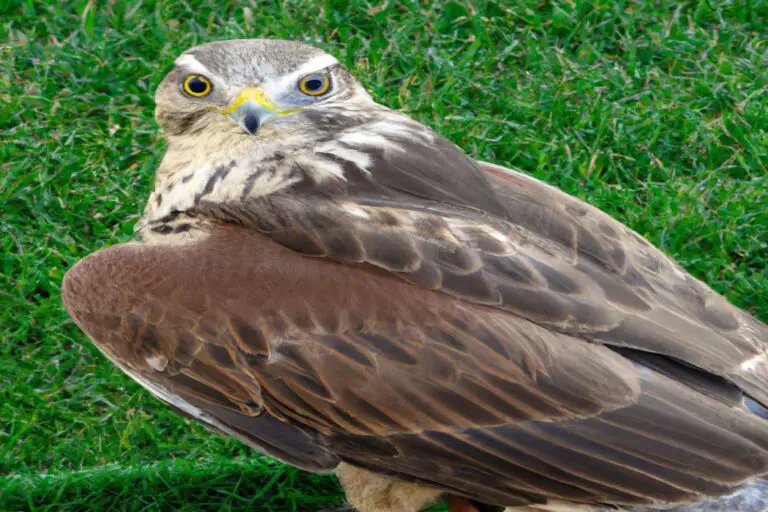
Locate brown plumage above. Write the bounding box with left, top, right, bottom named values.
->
left=62, top=39, right=768, bottom=512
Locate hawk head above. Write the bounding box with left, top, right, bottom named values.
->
left=154, top=39, right=373, bottom=139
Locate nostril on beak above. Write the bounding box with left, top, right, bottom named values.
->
left=242, top=112, right=261, bottom=135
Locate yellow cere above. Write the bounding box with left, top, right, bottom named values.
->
left=216, top=87, right=302, bottom=116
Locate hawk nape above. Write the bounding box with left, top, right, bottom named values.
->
left=62, top=39, right=768, bottom=512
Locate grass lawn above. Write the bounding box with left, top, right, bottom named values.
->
left=1, top=0, right=767, bottom=510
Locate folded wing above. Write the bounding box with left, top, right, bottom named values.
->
left=187, top=127, right=768, bottom=408
left=62, top=226, right=768, bottom=507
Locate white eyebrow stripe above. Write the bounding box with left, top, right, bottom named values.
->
left=294, top=53, right=340, bottom=77
left=174, top=54, right=212, bottom=75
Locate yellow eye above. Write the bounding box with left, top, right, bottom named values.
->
left=182, top=74, right=213, bottom=97
left=298, top=73, right=331, bottom=96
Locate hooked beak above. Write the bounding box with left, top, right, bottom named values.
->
left=217, top=88, right=278, bottom=135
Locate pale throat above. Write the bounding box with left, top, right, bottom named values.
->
left=137, top=127, right=318, bottom=232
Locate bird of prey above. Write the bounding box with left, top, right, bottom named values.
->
left=62, top=39, right=768, bottom=512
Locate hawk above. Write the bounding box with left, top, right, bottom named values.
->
left=62, top=39, right=768, bottom=512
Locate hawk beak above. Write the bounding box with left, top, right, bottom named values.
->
left=218, top=87, right=277, bottom=135
left=235, top=101, right=269, bottom=135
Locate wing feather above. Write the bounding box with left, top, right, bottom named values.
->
left=187, top=147, right=768, bottom=408
left=63, top=227, right=768, bottom=508
left=66, top=115, right=768, bottom=508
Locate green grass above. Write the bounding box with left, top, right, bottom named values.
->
left=1, top=0, right=767, bottom=510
